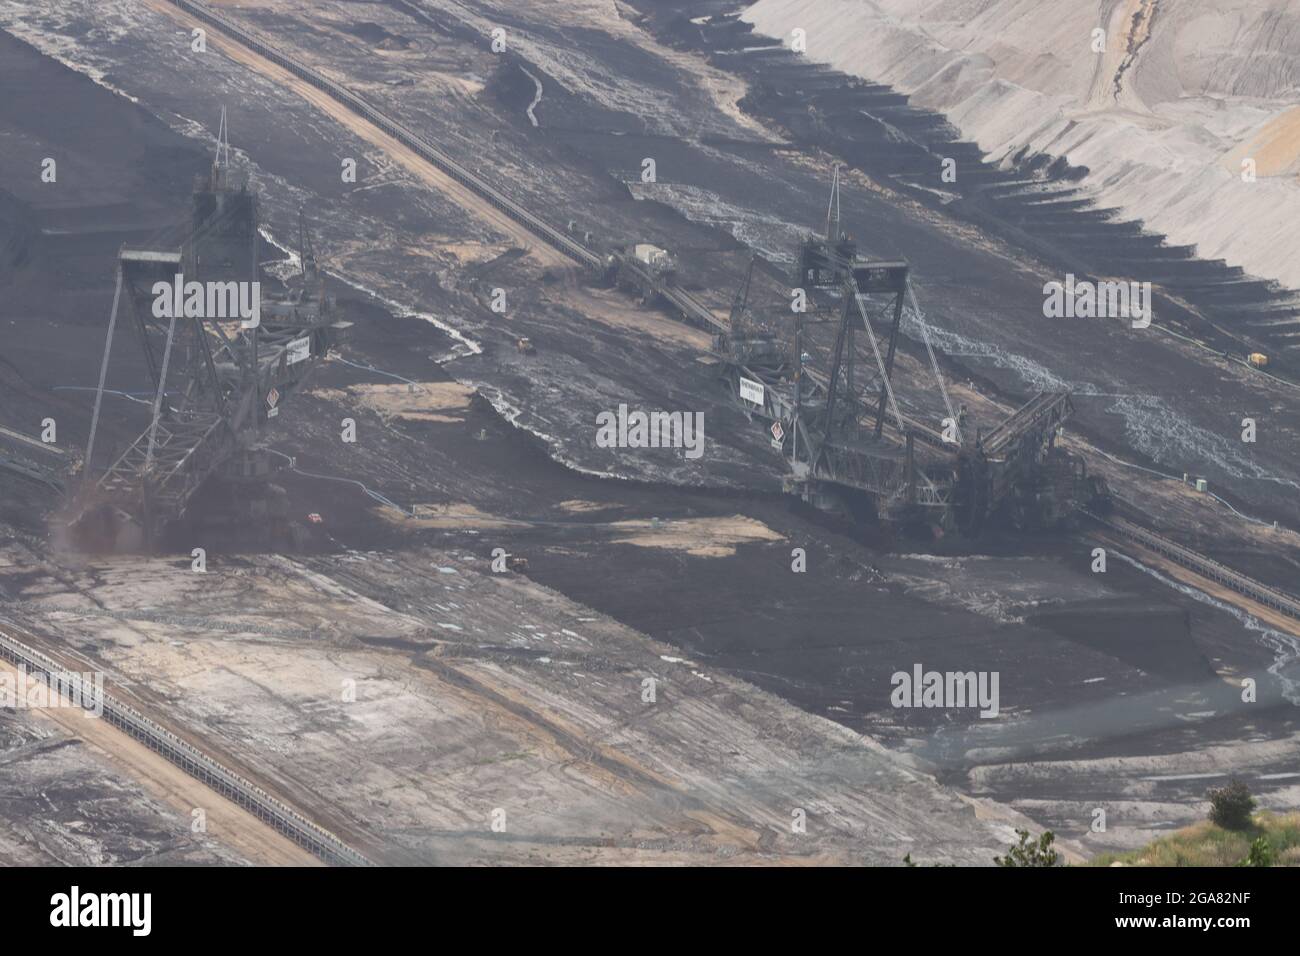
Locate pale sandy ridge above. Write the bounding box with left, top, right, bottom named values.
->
left=745, top=0, right=1300, bottom=295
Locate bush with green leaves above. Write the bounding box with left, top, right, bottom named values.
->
left=1208, top=778, right=1256, bottom=831
left=994, top=829, right=1061, bottom=867
left=1240, top=836, right=1274, bottom=867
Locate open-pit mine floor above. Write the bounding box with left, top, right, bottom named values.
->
left=2, top=1, right=1299, bottom=864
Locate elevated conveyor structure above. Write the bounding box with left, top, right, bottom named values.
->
left=711, top=171, right=1108, bottom=531
left=71, top=117, right=347, bottom=549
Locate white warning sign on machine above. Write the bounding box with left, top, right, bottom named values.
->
left=770, top=420, right=784, bottom=448
left=738, top=376, right=765, bottom=407
left=286, top=335, right=311, bottom=365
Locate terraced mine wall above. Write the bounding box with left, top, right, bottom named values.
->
left=645, top=3, right=1300, bottom=374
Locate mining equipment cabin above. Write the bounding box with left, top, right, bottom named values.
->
left=69, top=110, right=349, bottom=551
left=713, top=166, right=1108, bottom=535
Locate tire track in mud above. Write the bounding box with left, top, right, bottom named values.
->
left=417, top=654, right=794, bottom=856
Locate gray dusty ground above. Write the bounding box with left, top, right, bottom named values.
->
left=0, top=682, right=255, bottom=865
left=2, top=533, right=1060, bottom=866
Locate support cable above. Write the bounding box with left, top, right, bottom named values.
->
left=83, top=266, right=124, bottom=486
left=853, top=293, right=906, bottom=433
left=906, top=280, right=961, bottom=445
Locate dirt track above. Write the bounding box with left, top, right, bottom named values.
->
left=143, top=0, right=573, bottom=271
left=0, top=657, right=317, bottom=866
